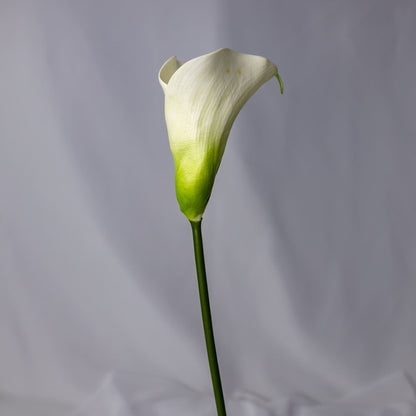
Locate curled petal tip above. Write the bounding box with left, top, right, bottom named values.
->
left=158, top=56, right=183, bottom=92
left=275, top=73, right=284, bottom=94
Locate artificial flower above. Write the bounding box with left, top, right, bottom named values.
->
left=159, top=48, right=282, bottom=221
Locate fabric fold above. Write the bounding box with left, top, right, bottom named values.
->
left=72, top=371, right=416, bottom=416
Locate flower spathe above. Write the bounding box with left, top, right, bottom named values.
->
left=159, top=48, right=283, bottom=221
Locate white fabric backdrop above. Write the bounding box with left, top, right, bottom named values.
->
left=1, top=0, right=416, bottom=415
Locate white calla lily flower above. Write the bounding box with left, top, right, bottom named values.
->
left=159, top=48, right=283, bottom=221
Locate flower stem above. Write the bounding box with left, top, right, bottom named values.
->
left=190, top=220, right=227, bottom=416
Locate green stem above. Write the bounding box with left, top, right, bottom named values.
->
left=190, top=220, right=227, bottom=416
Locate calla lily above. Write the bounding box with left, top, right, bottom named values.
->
left=159, top=48, right=283, bottom=221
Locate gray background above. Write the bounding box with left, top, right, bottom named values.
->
left=1, top=0, right=416, bottom=414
